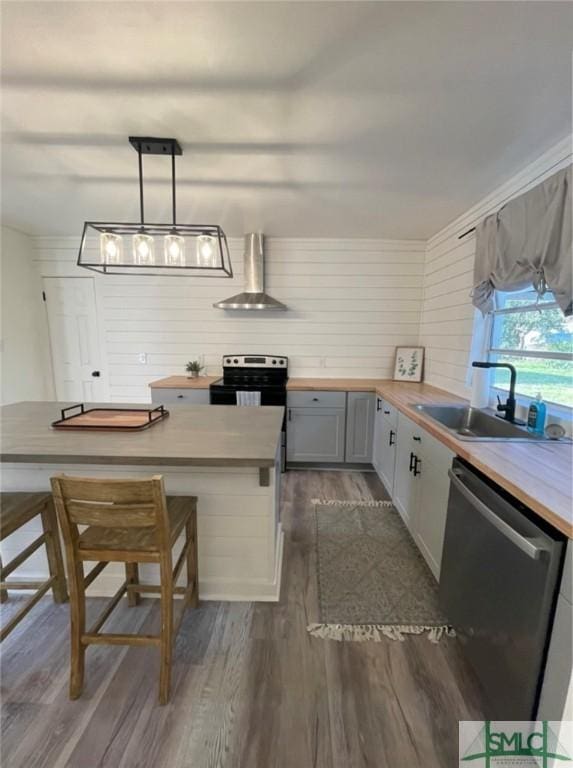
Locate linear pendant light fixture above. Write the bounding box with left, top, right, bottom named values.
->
left=77, top=137, right=233, bottom=277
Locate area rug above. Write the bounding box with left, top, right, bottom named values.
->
left=307, top=499, right=454, bottom=644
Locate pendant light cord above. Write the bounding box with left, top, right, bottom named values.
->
left=138, top=142, right=145, bottom=225
left=171, top=145, right=177, bottom=226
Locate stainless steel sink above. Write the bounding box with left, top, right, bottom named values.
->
left=414, top=404, right=566, bottom=442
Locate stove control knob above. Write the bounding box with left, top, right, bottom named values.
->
left=272, top=359, right=277, bottom=364
left=279, top=360, right=285, bottom=365
left=233, top=358, right=238, bottom=364
left=226, top=358, right=231, bottom=364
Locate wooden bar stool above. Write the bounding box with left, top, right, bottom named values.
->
left=50, top=474, right=198, bottom=705
left=0, top=492, right=68, bottom=641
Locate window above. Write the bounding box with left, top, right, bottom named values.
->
left=488, top=288, right=573, bottom=409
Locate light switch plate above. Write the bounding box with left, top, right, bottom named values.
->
left=138, top=352, right=147, bottom=364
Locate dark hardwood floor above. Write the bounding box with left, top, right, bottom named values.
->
left=0, top=470, right=484, bottom=767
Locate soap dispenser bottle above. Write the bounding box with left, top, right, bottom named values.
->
left=527, top=393, right=546, bottom=435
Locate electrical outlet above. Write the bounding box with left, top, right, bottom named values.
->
left=138, top=352, right=148, bottom=364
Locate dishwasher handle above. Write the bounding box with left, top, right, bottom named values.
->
left=448, top=468, right=548, bottom=561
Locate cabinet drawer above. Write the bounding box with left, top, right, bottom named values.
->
left=151, top=388, right=210, bottom=405
left=287, top=390, right=346, bottom=408
left=380, top=400, right=398, bottom=427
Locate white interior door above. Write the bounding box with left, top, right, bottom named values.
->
left=43, top=277, right=107, bottom=401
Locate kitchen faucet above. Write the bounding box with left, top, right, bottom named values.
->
left=472, top=361, right=524, bottom=424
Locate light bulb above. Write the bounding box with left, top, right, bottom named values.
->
left=133, top=233, right=155, bottom=265
left=164, top=234, right=185, bottom=266
left=196, top=234, right=215, bottom=267
left=100, top=233, right=123, bottom=264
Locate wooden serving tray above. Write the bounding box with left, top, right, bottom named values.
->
left=51, top=404, right=169, bottom=431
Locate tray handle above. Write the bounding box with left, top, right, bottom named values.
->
left=61, top=403, right=85, bottom=420
left=148, top=404, right=166, bottom=422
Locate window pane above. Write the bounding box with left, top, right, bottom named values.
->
left=491, top=354, right=573, bottom=408
left=495, top=288, right=555, bottom=310
left=492, top=307, right=573, bottom=354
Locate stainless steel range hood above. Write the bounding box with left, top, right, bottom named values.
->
left=213, top=233, right=287, bottom=311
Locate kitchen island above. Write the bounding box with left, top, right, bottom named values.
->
left=0, top=401, right=285, bottom=601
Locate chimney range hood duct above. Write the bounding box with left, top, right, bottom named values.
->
left=213, top=233, right=287, bottom=311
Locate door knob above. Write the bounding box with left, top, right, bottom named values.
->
left=91, top=371, right=101, bottom=377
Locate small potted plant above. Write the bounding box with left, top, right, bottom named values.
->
left=185, top=360, right=204, bottom=379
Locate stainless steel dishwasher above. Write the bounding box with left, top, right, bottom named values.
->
left=439, top=458, right=564, bottom=719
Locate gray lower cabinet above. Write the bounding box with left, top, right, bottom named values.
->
left=345, top=392, right=376, bottom=463
left=286, top=406, right=346, bottom=463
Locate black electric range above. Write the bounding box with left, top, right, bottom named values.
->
left=209, top=355, right=288, bottom=405
left=210, top=355, right=288, bottom=469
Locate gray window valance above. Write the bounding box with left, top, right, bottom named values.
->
left=472, top=165, right=572, bottom=316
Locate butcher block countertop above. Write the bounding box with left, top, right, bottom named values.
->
left=0, top=401, right=283, bottom=469
left=149, top=375, right=220, bottom=389
left=149, top=376, right=383, bottom=391
left=287, top=378, right=383, bottom=392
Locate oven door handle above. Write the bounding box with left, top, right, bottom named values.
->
left=448, top=469, right=548, bottom=560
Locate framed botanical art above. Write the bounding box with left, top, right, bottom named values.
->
left=393, top=347, right=424, bottom=382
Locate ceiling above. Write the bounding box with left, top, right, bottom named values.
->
left=1, top=1, right=572, bottom=239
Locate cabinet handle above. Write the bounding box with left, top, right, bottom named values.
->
left=413, top=456, right=421, bottom=476
left=177, top=394, right=184, bottom=398
left=376, top=398, right=382, bottom=411
left=383, top=409, right=390, bottom=415
left=288, top=408, right=292, bottom=421
left=312, top=397, right=319, bottom=402
left=389, top=429, right=395, bottom=446
left=413, top=435, right=421, bottom=442
left=409, top=451, right=415, bottom=472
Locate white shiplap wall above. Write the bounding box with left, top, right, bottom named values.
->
left=32, top=237, right=425, bottom=402
left=420, top=136, right=573, bottom=397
